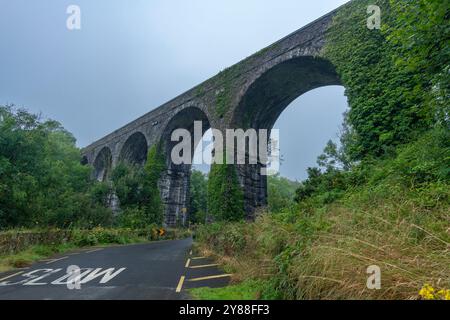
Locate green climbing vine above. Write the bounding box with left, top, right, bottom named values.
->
left=207, top=151, right=245, bottom=222
left=142, top=143, right=166, bottom=224
left=214, top=64, right=243, bottom=118
left=322, top=0, right=446, bottom=160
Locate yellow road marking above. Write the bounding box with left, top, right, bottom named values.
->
left=191, top=256, right=205, bottom=260
left=176, top=276, right=185, bottom=293
left=0, top=271, right=24, bottom=282
left=185, top=258, right=191, bottom=268
left=45, top=256, right=68, bottom=264
left=188, top=274, right=232, bottom=282
left=189, top=264, right=219, bottom=269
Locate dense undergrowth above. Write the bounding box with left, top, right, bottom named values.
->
left=195, top=127, right=450, bottom=300
left=193, top=0, right=449, bottom=300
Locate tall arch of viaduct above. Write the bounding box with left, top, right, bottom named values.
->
left=82, top=6, right=346, bottom=226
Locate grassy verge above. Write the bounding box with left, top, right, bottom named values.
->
left=0, top=243, right=77, bottom=272
left=195, top=187, right=449, bottom=300
left=0, top=227, right=191, bottom=273
left=189, top=280, right=264, bottom=300
left=194, top=128, right=450, bottom=300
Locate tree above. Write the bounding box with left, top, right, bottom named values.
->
left=112, top=144, right=166, bottom=227
left=0, top=105, right=113, bottom=229
left=267, top=174, right=300, bottom=213
left=111, top=162, right=147, bottom=208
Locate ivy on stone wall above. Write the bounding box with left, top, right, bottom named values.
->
left=386, top=0, right=449, bottom=127
left=207, top=152, right=244, bottom=222
left=323, top=0, right=444, bottom=160
left=214, top=64, right=243, bottom=118
left=142, top=143, right=166, bottom=225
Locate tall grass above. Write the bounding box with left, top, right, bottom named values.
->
left=195, top=128, right=450, bottom=300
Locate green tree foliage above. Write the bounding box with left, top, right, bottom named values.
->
left=189, top=170, right=208, bottom=224
left=0, top=106, right=112, bottom=229
left=207, top=153, right=244, bottom=222
left=296, top=126, right=450, bottom=205
left=316, top=139, right=352, bottom=172
left=111, top=163, right=147, bottom=208
left=112, top=144, right=166, bottom=227
left=323, top=0, right=444, bottom=160
left=267, top=175, right=300, bottom=213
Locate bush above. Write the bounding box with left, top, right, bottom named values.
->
left=195, top=128, right=450, bottom=300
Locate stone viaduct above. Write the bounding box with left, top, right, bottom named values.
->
left=81, top=4, right=347, bottom=226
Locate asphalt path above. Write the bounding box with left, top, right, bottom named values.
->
left=0, top=238, right=230, bottom=300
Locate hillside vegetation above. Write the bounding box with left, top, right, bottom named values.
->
left=0, top=106, right=166, bottom=230
left=195, top=128, right=450, bottom=299
left=194, top=0, right=449, bottom=300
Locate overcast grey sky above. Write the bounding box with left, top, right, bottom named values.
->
left=0, top=0, right=349, bottom=180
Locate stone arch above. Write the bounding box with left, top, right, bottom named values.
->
left=230, top=55, right=342, bottom=217
left=93, top=147, right=112, bottom=182
left=119, top=132, right=148, bottom=166
left=161, top=107, right=211, bottom=168
left=160, top=106, right=211, bottom=226
left=232, top=56, right=341, bottom=129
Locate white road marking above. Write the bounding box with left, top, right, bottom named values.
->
left=80, top=268, right=126, bottom=284
left=86, top=248, right=103, bottom=254
left=0, top=267, right=127, bottom=286
left=45, top=257, right=68, bottom=264
left=191, top=256, right=206, bottom=260
left=23, top=269, right=62, bottom=286
left=0, top=271, right=24, bottom=282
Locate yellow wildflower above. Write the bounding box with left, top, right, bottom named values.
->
left=419, top=284, right=450, bottom=300
left=419, top=284, right=435, bottom=300
left=436, top=289, right=450, bottom=301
